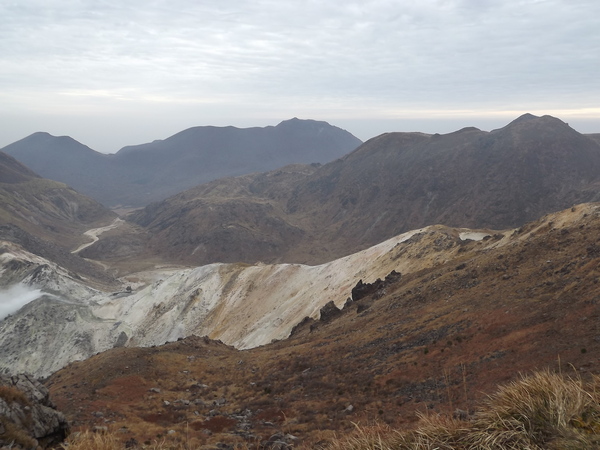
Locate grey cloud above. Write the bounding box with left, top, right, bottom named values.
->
left=0, top=0, right=598, bottom=152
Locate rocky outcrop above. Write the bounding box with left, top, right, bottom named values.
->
left=351, top=270, right=402, bottom=302
left=318, top=301, right=342, bottom=322
left=0, top=374, right=68, bottom=449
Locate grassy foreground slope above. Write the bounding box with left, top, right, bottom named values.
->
left=45, top=203, right=600, bottom=448
left=60, top=370, right=600, bottom=449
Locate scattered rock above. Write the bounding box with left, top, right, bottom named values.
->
left=125, top=437, right=139, bottom=448
left=289, top=316, right=316, bottom=336
left=114, top=331, right=129, bottom=348
left=319, top=301, right=342, bottom=322
left=212, top=398, right=226, bottom=407
left=453, top=408, right=469, bottom=420
left=352, top=271, right=401, bottom=302
left=262, top=432, right=297, bottom=449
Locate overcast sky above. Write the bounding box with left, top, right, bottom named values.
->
left=1, top=0, right=599, bottom=153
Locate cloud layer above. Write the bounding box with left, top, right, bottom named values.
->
left=1, top=0, right=599, bottom=151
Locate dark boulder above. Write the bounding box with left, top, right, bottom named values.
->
left=351, top=270, right=402, bottom=302
left=318, top=301, right=342, bottom=322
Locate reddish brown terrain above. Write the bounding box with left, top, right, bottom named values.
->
left=45, top=203, right=600, bottom=449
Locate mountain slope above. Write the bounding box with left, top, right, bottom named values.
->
left=0, top=215, right=484, bottom=377
left=125, top=114, right=600, bottom=266
left=123, top=164, right=319, bottom=265
left=285, top=114, right=600, bottom=252
left=44, top=202, right=600, bottom=448
left=2, top=119, right=362, bottom=207
left=587, top=133, right=600, bottom=146
left=0, top=151, right=116, bottom=252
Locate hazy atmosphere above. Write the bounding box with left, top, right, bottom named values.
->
left=1, top=0, right=599, bottom=153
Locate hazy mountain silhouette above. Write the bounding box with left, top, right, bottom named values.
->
left=1, top=119, right=362, bottom=207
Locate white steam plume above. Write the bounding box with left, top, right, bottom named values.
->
left=0, top=284, right=44, bottom=320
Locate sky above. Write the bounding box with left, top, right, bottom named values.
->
left=1, top=0, right=599, bottom=154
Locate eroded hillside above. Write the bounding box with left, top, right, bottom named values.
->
left=0, top=216, right=497, bottom=377
left=44, top=203, right=600, bottom=448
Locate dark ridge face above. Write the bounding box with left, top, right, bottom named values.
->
left=586, top=133, right=600, bottom=146
left=123, top=114, right=600, bottom=266
left=2, top=120, right=362, bottom=207
left=0, top=151, right=40, bottom=184
left=0, top=150, right=115, bottom=252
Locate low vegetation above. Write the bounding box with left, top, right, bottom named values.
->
left=47, top=204, right=600, bottom=448
left=327, top=370, right=600, bottom=450
left=55, top=370, right=600, bottom=449
left=0, top=385, right=30, bottom=405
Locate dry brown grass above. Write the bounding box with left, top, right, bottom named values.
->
left=325, top=370, right=600, bottom=450
left=47, top=209, right=600, bottom=448
left=60, top=429, right=249, bottom=449
left=0, top=418, right=39, bottom=449
left=61, top=430, right=123, bottom=449
left=0, top=385, right=30, bottom=405
left=58, top=370, right=600, bottom=449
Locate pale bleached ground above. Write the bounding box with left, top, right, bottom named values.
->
left=0, top=217, right=522, bottom=377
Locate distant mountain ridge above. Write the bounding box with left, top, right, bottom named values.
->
left=122, top=114, right=600, bottom=266
left=1, top=119, right=362, bottom=207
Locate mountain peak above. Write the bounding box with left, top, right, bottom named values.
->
left=276, top=117, right=328, bottom=128
left=494, top=113, right=574, bottom=135
left=513, top=112, right=539, bottom=123
left=28, top=131, right=54, bottom=139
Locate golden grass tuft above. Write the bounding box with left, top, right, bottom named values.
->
left=325, top=370, right=600, bottom=450
left=54, top=370, right=600, bottom=449
left=0, top=418, right=39, bottom=449
left=60, top=430, right=123, bottom=450
left=0, top=385, right=31, bottom=406
left=60, top=429, right=245, bottom=449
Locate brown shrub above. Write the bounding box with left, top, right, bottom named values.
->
left=0, top=418, right=38, bottom=449
left=323, top=370, right=600, bottom=450
left=190, top=416, right=237, bottom=433
left=0, top=385, right=30, bottom=406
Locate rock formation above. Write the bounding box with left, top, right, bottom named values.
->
left=0, top=374, right=68, bottom=448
